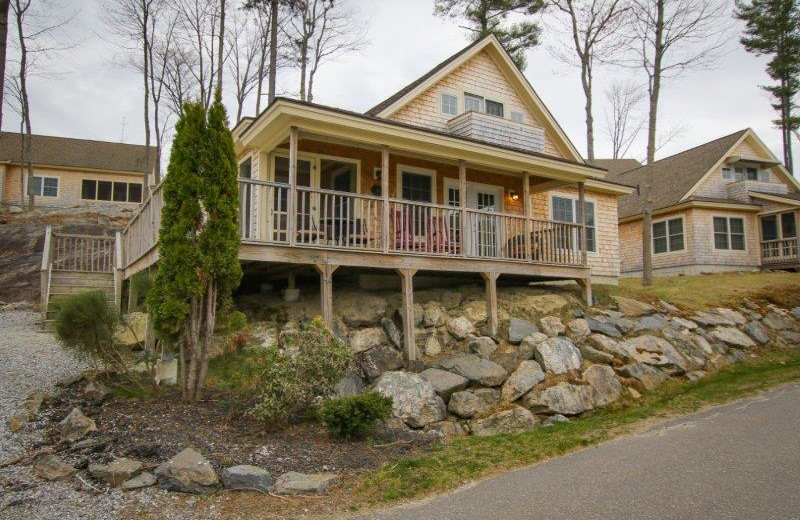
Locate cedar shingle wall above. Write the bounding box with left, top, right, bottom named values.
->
left=693, top=139, right=784, bottom=199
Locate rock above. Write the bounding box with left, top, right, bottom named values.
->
left=154, top=448, right=219, bottom=494
left=543, top=414, right=570, bottom=426
left=524, top=383, right=595, bottom=415
left=583, top=365, right=622, bottom=407
left=578, top=344, right=614, bottom=365
left=122, top=472, right=157, bottom=490
left=335, top=373, right=365, bottom=397
left=520, top=294, right=569, bottom=315
left=469, top=406, right=540, bottom=436
left=743, top=321, right=770, bottom=345
left=617, top=362, right=669, bottom=390
left=462, top=300, right=487, bottom=324
left=221, top=465, right=273, bottom=492
left=423, top=303, right=446, bottom=327
left=83, top=380, right=112, bottom=401
left=634, top=314, right=670, bottom=332
left=115, top=312, right=148, bottom=346
left=539, top=316, right=565, bottom=337
left=501, top=360, right=546, bottom=401
left=686, top=371, right=706, bottom=382
left=661, top=328, right=709, bottom=367
left=619, top=335, right=687, bottom=371
left=585, top=315, right=622, bottom=338
left=348, top=327, right=387, bottom=353
left=381, top=318, right=402, bottom=349
left=533, top=337, right=582, bottom=374
left=360, top=345, right=404, bottom=381
left=374, top=371, right=446, bottom=427
left=490, top=349, right=520, bottom=373
left=89, top=458, right=143, bottom=487
left=508, top=317, right=538, bottom=344
left=8, top=413, right=25, bottom=432
left=671, top=317, right=698, bottom=330
left=586, top=333, right=635, bottom=359
left=425, top=420, right=466, bottom=439
left=273, top=472, right=337, bottom=495
left=422, top=334, right=442, bottom=356
left=714, top=308, right=747, bottom=325
left=691, top=311, right=734, bottom=327
left=413, top=304, right=424, bottom=326
left=437, top=353, right=509, bottom=387
left=34, top=455, right=76, bottom=481
left=468, top=335, right=497, bottom=359
left=710, top=327, right=756, bottom=349
left=779, top=330, right=800, bottom=345
left=420, top=368, right=468, bottom=401
left=627, top=387, right=642, bottom=399
left=566, top=319, right=590, bottom=341
left=707, top=354, right=730, bottom=371
left=763, top=312, right=791, bottom=331
left=791, top=307, right=800, bottom=319
left=518, top=332, right=548, bottom=360
left=338, top=293, right=387, bottom=327
left=60, top=408, right=97, bottom=443
left=22, top=389, right=46, bottom=419
left=658, top=300, right=680, bottom=313
left=611, top=296, right=657, bottom=317
left=446, top=316, right=475, bottom=340
left=447, top=389, right=500, bottom=418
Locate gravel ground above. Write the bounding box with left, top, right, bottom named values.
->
left=0, top=310, right=123, bottom=519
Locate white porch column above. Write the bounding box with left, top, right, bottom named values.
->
left=578, top=181, right=587, bottom=267
left=381, top=146, right=390, bottom=252
left=523, top=173, right=532, bottom=261
left=288, top=126, right=299, bottom=246
left=459, top=160, right=467, bottom=256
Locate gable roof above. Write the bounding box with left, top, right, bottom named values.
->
left=0, top=132, right=156, bottom=175
left=589, top=159, right=641, bottom=179
left=365, top=35, right=584, bottom=163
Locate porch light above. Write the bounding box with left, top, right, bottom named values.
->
left=509, top=190, right=520, bottom=201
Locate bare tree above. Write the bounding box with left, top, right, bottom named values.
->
left=285, top=0, right=366, bottom=102
left=147, top=13, right=180, bottom=180
left=604, top=79, right=645, bottom=159
left=625, top=0, right=728, bottom=286
left=226, top=7, right=260, bottom=121
left=0, top=0, right=10, bottom=131
left=171, top=0, right=221, bottom=108
left=551, top=0, right=629, bottom=160
left=162, top=41, right=196, bottom=115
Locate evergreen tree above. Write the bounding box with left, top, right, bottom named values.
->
left=434, top=0, right=545, bottom=70
left=736, top=0, right=800, bottom=174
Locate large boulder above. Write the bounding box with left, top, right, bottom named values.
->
left=617, top=362, right=669, bottom=391
left=566, top=318, right=591, bottom=341
left=583, top=365, right=622, bottom=407
left=634, top=314, right=670, bottom=332
left=524, top=383, right=594, bottom=415
left=462, top=300, right=488, bottom=325
left=419, top=368, right=468, bottom=401
left=501, top=360, right=546, bottom=401
left=348, top=327, right=387, bottom=353
left=60, top=407, right=97, bottom=443
left=578, top=344, right=614, bottom=365
left=221, top=465, right=273, bottom=493
left=508, top=317, right=538, bottom=344
left=671, top=317, right=699, bottom=330
left=661, top=328, right=710, bottom=368
left=448, top=388, right=500, bottom=418
left=381, top=318, right=402, bottom=349
left=691, top=311, right=734, bottom=328
left=446, top=316, right=475, bottom=340
left=423, top=302, right=446, bottom=327
left=422, top=334, right=442, bottom=356
left=518, top=294, right=569, bottom=315
left=468, top=336, right=498, bottom=359
left=436, top=353, right=509, bottom=387
left=89, top=458, right=142, bottom=487
left=272, top=472, right=337, bottom=495
left=710, top=327, right=756, bottom=349
left=359, top=345, right=404, bottom=381
left=337, top=293, right=387, bottom=327
left=791, top=307, right=800, bottom=319
left=611, top=296, right=656, bottom=317
left=714, top=308, right=747, bottom=325
left=585, top=315, right=622, bottom=338
left=619, top=335, right=687, bottom=371
left=743, top=321, right=770, bottom=345
left=586, top=333, right=635, bottom=359
left=122, top=472, right=157, bottom=491
left=335, top=373, right=365, bottom=397
left=373, top=371, right=446, bottom=428
left=533, top=337, right=582, bottom=374
left=34, top=455, right=76, bottom=481
left=468, top=406, right=540, bottom=436
left=763, top=312, right=792, bottom=331
left=154, top=448, right=219, bottom=494
left=114, top=312, right=148, bottom=346
left=539, top=316, right=565, bottom=337
left=518, top=332, right=548, bottom=360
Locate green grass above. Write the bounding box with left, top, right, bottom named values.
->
left=355, top=347, right=800, bottom=504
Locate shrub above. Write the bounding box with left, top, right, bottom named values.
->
left=250, top=317, right=352, bottom=424
left=128, top=271, right=153, bottom=311
left=321, top=392, right=393, bottom=439
left=54, top=291, right=124, bottom=370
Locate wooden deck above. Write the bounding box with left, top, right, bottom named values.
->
left=761, top=238, right=800, bottom=271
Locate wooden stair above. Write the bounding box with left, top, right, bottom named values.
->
left=41, top=270, right=116, bottom=332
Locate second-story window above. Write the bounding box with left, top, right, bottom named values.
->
left=485, top=99, right=504, bottom=117
left=441, top=93, right=458, bottom=116
left=510, top=111, right=524, bottom=123
left=746, top=167, right=758, bottom=181
left=722, top=167, right=732, bottom=179
left=464, top=93, right=483, bottom=112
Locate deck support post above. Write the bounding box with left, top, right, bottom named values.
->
left=314, top=263, right=339, bottom=328
left=288, top=126, right=299, bottom=246
left=397, top=268, right=418, bottom=365
left=523, top=173, right=532, bottom=261
left=381, top=146, right=390, bottom=252
left=577, top=278, right=593, bottom=307
left=481, top=271, right=500, bottom=337
left=459, top=160, right=467, bottom=256
left=578, top=181, right=587, bottom=267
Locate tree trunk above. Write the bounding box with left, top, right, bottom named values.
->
left=268, top=0, right=277, bottom=104
left=194, top=281, right=216, bottom=400
left=0, top=0, right=10, bottom=131
left=255, top=40, right=266, bottom=113
left=582, top=62, right=594, bottom=161
left=299, top=39, right=307, bottom=101
left=216, top=0, right=225, bottom=94
left=142, top=5, right=151, bottom=187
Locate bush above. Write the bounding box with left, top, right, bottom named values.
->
left=250, top=317, right=352, bottom=424
left=128, top=271, right=153, bottom=311
left=321, top=392, right=393, bottom=439
left=54, top=291, right=124, bottom=370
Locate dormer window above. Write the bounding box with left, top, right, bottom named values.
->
left=485, top=99, right=504, bottom=117
left=464, top=93, right=483, bottom=113
left=746, top=167, right=758, bottom=181
left=441, top=92, right=458, bottom=116
left=722, top=167, right=732, bottom=179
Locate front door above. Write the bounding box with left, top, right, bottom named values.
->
left=469, top=186, right=502, bottom=257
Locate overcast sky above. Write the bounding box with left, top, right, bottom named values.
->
left=5, top=0, right=798, bottom=170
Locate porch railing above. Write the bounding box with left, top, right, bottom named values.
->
left=761, top=238, right=800, bottom=265
left=121, top=182, right=165, bottom=267
left=50, top=232, right=116, bottom=272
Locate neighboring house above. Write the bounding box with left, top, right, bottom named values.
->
left=118, top=35, right=632, bottom=360
left=0, top=132, right=157, bottom=209
left=605, top=129, right=800, bottom=276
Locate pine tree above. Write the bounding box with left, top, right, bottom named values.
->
left=434, top=0, right=545, bottom=70
left=736, top=0, right=800, bottom=174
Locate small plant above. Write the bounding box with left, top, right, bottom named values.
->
left=321, top=392, right=393, bottom=439
left=128, top=270, right=153, bottom=311
left=55, top=291, right=124, bottom=371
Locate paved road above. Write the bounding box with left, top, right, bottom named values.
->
left=356, top=383, right=800, bottom=520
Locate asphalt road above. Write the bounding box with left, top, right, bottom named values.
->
left=356, top=383, right=800, bottom=520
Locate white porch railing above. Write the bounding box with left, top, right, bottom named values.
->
left=761, top=238, right=800, bottom=265
left=121, top=182, right=165, bottom=267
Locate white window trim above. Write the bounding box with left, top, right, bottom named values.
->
left=443, top=178, right=505, bottom=212
left=651, top=215, right=685, bottom=255
left=30, top=175, right=60, bottom=198
left=440, top=90, right=459, bottom=117
left=463, top=92, right=484, bottom=113
left=396, top=164, right=437, bottom=203
left=270, top=150, right=361, bottom=189
left=548, top=193, right=597, bottom=254
left=510, top=110, right=524, bottom=124
left=713, top=215, right=747, bottom=251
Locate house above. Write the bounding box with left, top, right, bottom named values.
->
left=110, top=35, right=633, bottom=360
left=605, top=129, right=800, bottom=277
left=0, top=132, right=157, bottom=209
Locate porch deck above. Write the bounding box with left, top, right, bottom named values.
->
left=761, top=238, right=800, bottom=270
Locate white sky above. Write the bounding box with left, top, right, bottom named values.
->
left=5, top=0, right=799, bottom=170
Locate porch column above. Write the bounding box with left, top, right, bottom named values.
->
left=578, top=181, right=588, bottom=267
left=523, top=173, right=532, bottom=261
left=314, top=263, right=339, bottom=328
left=459, top=160, right=467, bottom=257
left=397, top=268, right=418, bottom=364
left=578, top=278, right=593, bottom=307
left=481, top=271, right=499, bottom=336
left=287, top=126, right=299, bottom=246
left=381, top=146, right=390, bottom=252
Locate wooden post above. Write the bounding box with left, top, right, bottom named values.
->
left=288, top=126, right=299, bottom=245
left=40, top=225, right=52, bottom=317
left=578, top=278, right=593, bottom=306
left=314, top=264, right=339, bottom=328
left=578, top=181, right=588, bottom=267
left=381, top=146, right=390, bottom=252
left=114, top=231, right=123, bottom=311
left=523, top=173, right=532, bottom=261
left=481, top=271, right=499, bottom=337
left=397, top=268, right=418, bottom=364
left=459, top=160, right=467, bottom=256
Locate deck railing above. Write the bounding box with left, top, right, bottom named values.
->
left=121, top=182, right=164, bottom=267
left=761, top=238, right=800, bottom=265
left=50, top=232, right=116, bottom=272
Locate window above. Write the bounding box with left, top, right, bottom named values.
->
left=746, top=167, right=758, bottom=181
left=714, top=216, right=745, bottom=250
left=734, top=167, right=745, bottom=181
left=551, top=195, right=596, bottom=253
left=761, top=215, right=778, bottom=241
left=441, top=93, right=458, bottom=116
left=30, top=176, right=58, bottom=197
left=781, top=212, right=797, bottom=239
left=447, top=187, right=460, bottom=207
left=81, top=179, right=142, bottom=202
left=759, top=170, right=770, bottom=182
left=722, top=167, right=732, bottom=180
left=510, top=111, right=524, bottom=123
left=401, top=171, right=433, bottom=202
left=239, top=158, right=252, bottom=179
left=464, top=93, right=483, bottom=113
left=652, top=218, right=684, bottom=254
left=485, top=99, right=504, bottom=117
